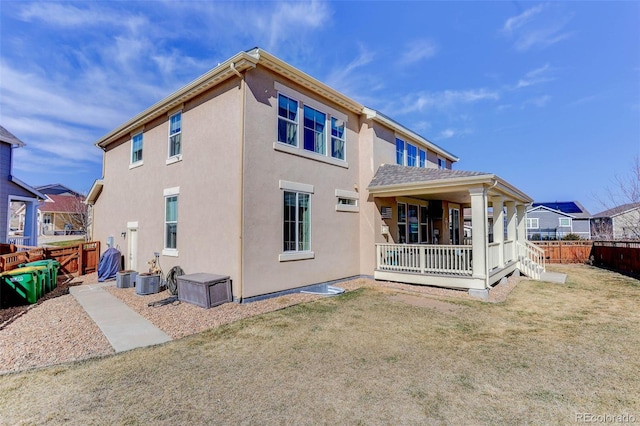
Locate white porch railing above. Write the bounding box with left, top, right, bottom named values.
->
left=7, top=236, right=32, bottom=250
left=517, top=241, right=545, bottom=279
left=504, top=239, right=515, bottom=263
left=376, top=243, right=473, bottom=276
left=488, top=242, right=500, bottom=270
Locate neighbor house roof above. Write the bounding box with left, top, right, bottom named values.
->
left=0, top=125, right=25, bottom=147
left=38, top=194, right=85, bottom=213
left=35, top=183, right=82, bottom=197
left=529, top=201, right=591, bottom=219
left=367, top=164, right=532, bottom=204
left=94, top=48, right=458, bottom=163
left=593, top=202, right=640, bottom=218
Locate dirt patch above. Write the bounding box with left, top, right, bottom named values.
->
left=388, top=293, right=464, bottom=313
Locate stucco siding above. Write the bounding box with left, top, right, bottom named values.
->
left=93, top=79, right=244, bottom=295
left=240, top=66, right=361, bottom=298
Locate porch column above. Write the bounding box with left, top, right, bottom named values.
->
left=505, top=201, right=516, bottom=262
left=469, top=187, right=487, bottom=286
left=491, top=195, right=504, bottom=268
left=516, top=204, right=527, bottom=244
left=23, top=200, right=38, bottom=247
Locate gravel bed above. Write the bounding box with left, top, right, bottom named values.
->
left=0, top=274, right=114, bottom=375
left=0, top=273, right=521, bottom=375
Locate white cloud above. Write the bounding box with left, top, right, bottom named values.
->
left=324, top=47, right=381, bottom=102
left=439, top=129, right=456, bottom=139
left=502, top=4, right=573, bottom=52
left=400, top=39, right=439, bottom=65
left=515, top=63, right=554, bottom=89
left=399, top=89, right=500, bottom=114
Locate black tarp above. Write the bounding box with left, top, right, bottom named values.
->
left=98, top=247, right=121, bottom=282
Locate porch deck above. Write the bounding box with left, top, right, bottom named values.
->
left=375, top=241, right=544, bottom=290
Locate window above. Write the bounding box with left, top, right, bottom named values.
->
left=278, top=94, right=298, bottom=146
left=303, top=106, right=326, bottom=154
left=397, top=203, right=407, bottom=243
left=408, top=204, right=419, bottom=243
left=420, top=206, right=429, bottom=243
left=437, top=157, right=446, bottom=169
left=165, top=195, right=178, bottom=251
left=396, top=138, right=405, bottom=165
left=284, top=191, right=311, bottom=252
left=407, top=144, right=417, bottom=167
left=335, top=189, right=359, bottom=212
left=131, top=133, right=143, bottom=164
left=526, top=218, right=539, bottom=229
left=331, top=118, right=345, bottom=160
left=168, top=112, right=182, bottom=158
left=419, top=149, right=426, bottom=168
left=559, top=217, right=572, bottom=227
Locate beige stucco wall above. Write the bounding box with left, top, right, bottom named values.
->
left=240, top=66, right=361, bottom=298
left=93, top=79, right=244, bottom=297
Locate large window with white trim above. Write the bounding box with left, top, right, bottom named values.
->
left=165, top=195, right=178, bottom=250
left=131, top=133, right=143, bottom=164
left=407, top=144, right=417, bottom=167
left=331, top=118, right=346, bottom=160
left=168, top=112, right=182, bottom=158
left=526, top=218, right=539, bottom=229
left=278, top=94, right=298, bottom=146
left=284, top=191, right=311, bottom=252
left=559, top=217, right=572, bottom=227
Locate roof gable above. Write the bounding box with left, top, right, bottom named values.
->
left=0, top=126, right=25, bottom=147
left=593, top=202, right=640, bottom=218
left=531, top=201, right=590, bottom=218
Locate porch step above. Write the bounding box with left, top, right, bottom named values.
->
left=540, top=271, right=567, bottom=284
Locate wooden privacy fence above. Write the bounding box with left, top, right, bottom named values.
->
left=591, top=241, right=640, bottom=279
left=0, top=241, right=100, bottom=276
left=531, top=241, right=593, bottom=264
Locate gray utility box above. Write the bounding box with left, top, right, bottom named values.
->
left=177, top=273, right=231, bottom=309
left=136, top=273, right=160, bottom=295
left=116, top=270, right=137, bottom=288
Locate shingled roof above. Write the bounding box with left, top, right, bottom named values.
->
left=0, top=125, right=25, bottom=147
left=593, top=202, right=640, bottom=218
left=368, top=164, right=490, bottom=188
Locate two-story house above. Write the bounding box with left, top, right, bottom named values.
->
left=0, top=126, right=44, bottom=247
left=526, top=201, right=592, bottom=240
left=592, top=203, right=640, bottom=240
left=88, top=48, right=541, bottom=301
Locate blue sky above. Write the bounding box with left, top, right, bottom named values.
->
left=1, top=1, right=638, bottom=214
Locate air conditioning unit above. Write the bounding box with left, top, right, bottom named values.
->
left=116, top=270, right=137, bottom=288
left=136, top=273, right=160, bottom=295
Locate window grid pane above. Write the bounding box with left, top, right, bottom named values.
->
left=278, top=95, right=298, bottom=146
left=407, top=144, right=417, bottom=167
left=165, top=196, right=178, bottom=249
left=419, top=150, right=426, bottom=167
left=303, top=106, right=326, bottom=154
left=169, top=113, right=182, bottom=157
left=283, top=191, right=311, bottom=253
left=396, top=138, right=405, bottom=165
left=331, top=117, right=345, bottom=160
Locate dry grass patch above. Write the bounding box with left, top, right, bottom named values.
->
left=0, top=265, right=638, bottom=425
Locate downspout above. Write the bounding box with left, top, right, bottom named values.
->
left=233, top=62, right=245, bottom=302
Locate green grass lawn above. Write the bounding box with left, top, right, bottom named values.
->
left=0, top=264, right=638, bottom=425
left=43, top=239, right=86, bottom=247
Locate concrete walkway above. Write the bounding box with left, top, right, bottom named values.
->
left=70, top=282, right=172, bottom=353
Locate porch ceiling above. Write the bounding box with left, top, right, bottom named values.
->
left=367, top=164, right=532, bottom=204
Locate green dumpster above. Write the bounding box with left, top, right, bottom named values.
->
left=0, top=267, right=45, bottom=305
left=22, top=260, right=60, bottom=293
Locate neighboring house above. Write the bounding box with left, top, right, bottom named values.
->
left=526, top=201, right=592, bottom=240
left=88, top=48, right=540, bottom=301
left=15, top=184, right=87, bottom=236
left=591, top=203, right=640, bottom=240
left=0, top=126, right=44, bottom=247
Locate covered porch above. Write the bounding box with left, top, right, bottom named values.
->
left=368, top=165, right=544, bottom=292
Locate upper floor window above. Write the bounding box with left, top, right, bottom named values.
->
left=131, top=133, right=143, bottom=165
left=303, top=106, right=326, bottom=155
left=278, top=94, right=298, bottom=146
left=407, top=144, right=417, bottom=167
left=169, top=112, right=182, bottom=158
left=437, top=157, right=446, bottom=169
left=396, top=138, right=405, bottom=165
left=559, top=217, right=571, bottom=227
left=526, top=218, right=539, bottom=229
left=331, top=118, right=345, bottom=160
left=419, top=149, right=426, bottom=167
